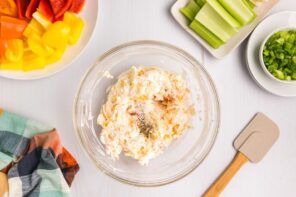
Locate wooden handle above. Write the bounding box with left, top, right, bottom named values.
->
left=0, top=172, right=8, bottom=197
left=203, top=152, right=248, bottom=197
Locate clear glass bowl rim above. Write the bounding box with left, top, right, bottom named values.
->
left=73, top=40, right=221, bottom=187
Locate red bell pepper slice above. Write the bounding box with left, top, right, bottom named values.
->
left=25, top=0, right=40, bottom=19
left=39, top=0, right=54, bottom=22
left=49, top=0, right=72, bottom=20
left=0, top=16, right=28, bottom=39
left=15, top=0, right=30, bottom=19
left=69, top=0, right=85, bottom=14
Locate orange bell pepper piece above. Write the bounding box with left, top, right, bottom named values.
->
left=0, top=0, right=17, bottom=17
left=0, top=16, right=28, bottom=39
left=0, top=39, right=8, bottom=57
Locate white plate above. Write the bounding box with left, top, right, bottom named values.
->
left=171, top=0, right=279, bottom=59
left=246, top=11, right=296, bottom=97
left=0, top=1, right=99, bottom=80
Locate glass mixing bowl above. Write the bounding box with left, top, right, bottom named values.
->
left=73, top=40, right=220, bottom=186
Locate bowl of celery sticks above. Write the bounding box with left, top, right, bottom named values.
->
left=171, top=0, right=279, bottom=58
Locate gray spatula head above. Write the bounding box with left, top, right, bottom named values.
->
left=234, top=113, right=280, bottom=163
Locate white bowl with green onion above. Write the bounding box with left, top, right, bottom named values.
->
left=259, top=27, right=296, bottom=83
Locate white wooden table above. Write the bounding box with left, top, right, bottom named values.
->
left=1, top=0, right=296, bottom=196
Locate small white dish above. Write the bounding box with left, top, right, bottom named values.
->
left=171, top=0, right=279, bottom=59
left=259, top=27, right=296, bottom=84
left=0, top=0, right=99, bottom=80
left=246, top=11, right=296, bottom=97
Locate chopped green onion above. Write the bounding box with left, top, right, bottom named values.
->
left=263, top=30, right=296, bottom=81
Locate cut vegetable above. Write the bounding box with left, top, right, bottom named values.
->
left=0, top=59, right=22, bottom=70
left=27, top=34, right=55, bottom=56
left=218, top=0, right=256, bottom=25
left=42, top=21, right=71, bottom=49
left=206, top=0, right=241, bottom=28
left=22, top=51, right=46, bottom=71
left=0, top=0, right=17, bottom=17
left=195, top=3, right=238, bottom=42
left=195, top=0, right=205, bottom=7
left=47, top=46, right=66, bottom=64
left=70, top=0, right=86, bottom=14
left=263, top=30, right=296, bottom=81
left=23, top=19, right=45, bottom=37
left=38, top=0, right=55, bottom=22
left=63, top=12, right=84, bottom=45
left=243, top=0, right=255, bottom=10
left=26, top=0, right=40, bottom=19
left=15, top=0, right=30, bottom=19
left=180, top=0, right=201, bottom=21
left=33, top=11, right=52, bottom=29
left=0, top=16, right=28, bottom=39
left=190, top=20, right=224, bottom=48
left=49, top=0, right=72, bottom=20
left=0, top=39, right=8, bottom=57
left=5, top=39, right=24, bottom=62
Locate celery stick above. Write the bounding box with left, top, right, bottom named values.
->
left=218, top=0, right=256, bottom=25
left=195, top=3, right=238, bottom=42
left=242, top=0, right=255, bottom=10
left=180, top=0, right=201, bottom=21
left=195, top=0, right=205, bottom=7
left=190, top=20, right=224, bottom=48
left=206, top=0, right=241, bottom=29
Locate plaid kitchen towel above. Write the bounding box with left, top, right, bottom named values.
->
left=0, top=109, right=79, bottom=197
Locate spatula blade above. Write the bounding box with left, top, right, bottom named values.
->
left=234, top=113, right=279, bottom=163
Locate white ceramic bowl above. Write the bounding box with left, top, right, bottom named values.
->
left=259, top=27, right=296, bottom=84
left=0, top=1, right=99, bottom=80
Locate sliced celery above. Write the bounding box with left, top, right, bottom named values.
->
left=195, top=0, right=205, bottom=7
left=218, top=0, right=256, bottom=25
left=190, top=20, right=224, bottom=48
left=243, top=0, right=255, bottom=10
left=206, top=0, right=241, bottom=29
left=180, top=0, right=201, bottom=21
left=195, top=3, right=238, bottom=42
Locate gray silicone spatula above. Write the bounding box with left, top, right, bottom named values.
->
left=203, top=112, right=280, bottom=197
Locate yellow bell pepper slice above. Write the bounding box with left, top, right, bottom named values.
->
left=5, top=39, right=24, bottom=62
left=22, top=51, right=46, bottom=71
left=63, top=12, right=84, bottom=45
left=47, top=46, right=66, bottom=64
left=42, top=21, right=71, bottom=49
left=0, top=59, right=22, bottom=70
left=27, top=33, right=54, bottom=57
left=32, top=11, right=52, bottom=29
left=23, top=19, right=45, bottom=38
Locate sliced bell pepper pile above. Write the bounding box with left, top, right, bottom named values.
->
left=0, top=0, right=85, bottom=72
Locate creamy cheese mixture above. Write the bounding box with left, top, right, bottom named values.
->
left=97, top=66, right=195, bottom=165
